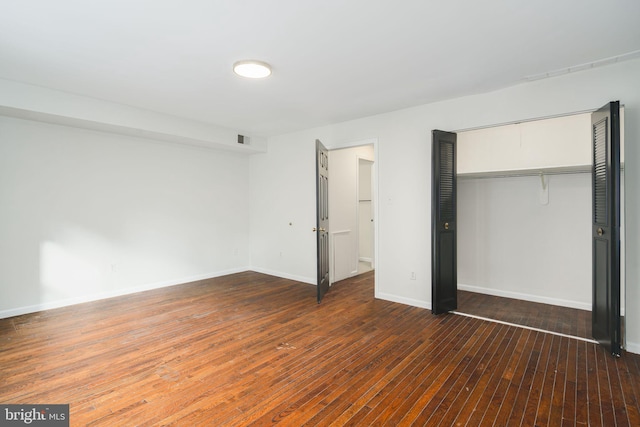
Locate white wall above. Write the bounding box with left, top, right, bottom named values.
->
left=0, top=116, right=251, bottom=317
left=328, top=145, right=374, bottom=282
left=251, top=58, right=640, bottom=353
left=248, top=133, right=319, bottom=284
left=458, top=173, right=592, bottom=309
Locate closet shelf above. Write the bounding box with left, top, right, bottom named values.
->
left=457, top=164, right=592, bottom=180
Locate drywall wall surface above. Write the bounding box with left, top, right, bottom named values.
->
left=457, top=173, right=591, bottom=309
left=248, top=130, right=322, bottom=284
left=0, top=116, right=251, bottom=317
left=255, top=58, right=640, bottom=352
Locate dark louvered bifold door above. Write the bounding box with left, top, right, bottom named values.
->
left=592, top=101, right=621, bottom=356
left=432, top=130, right=457, bottom=314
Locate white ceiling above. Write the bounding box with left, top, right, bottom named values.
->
left=1, top=0, right=639, bottom=137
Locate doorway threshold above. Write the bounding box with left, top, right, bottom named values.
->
left=451, top=310, right=598, bottom=344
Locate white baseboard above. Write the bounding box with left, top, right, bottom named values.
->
left=457, top=283, right=591, bottom=311
left=0, top=267, right=249, bottom=319
left=331, top=269, right=359, bottom=283
left=625, top=341, right=640, bottom=355
left=249, top=267, right=315, bottom=285
left=359, top=257, right=373, bottom=263
left=375, top=291, right=430, bottom=310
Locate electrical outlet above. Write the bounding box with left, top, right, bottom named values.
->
left=410, top=272, right=416, bottom=280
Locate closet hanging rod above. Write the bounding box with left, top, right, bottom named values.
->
left=457, top=166, right=593, bottom=180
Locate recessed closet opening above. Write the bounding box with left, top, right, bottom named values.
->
left=454, top=109, right=625, bottom=340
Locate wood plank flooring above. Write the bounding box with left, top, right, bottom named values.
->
left=1, top=271, right=639, bottom=426
left=457, top=290, right=593, bottom=340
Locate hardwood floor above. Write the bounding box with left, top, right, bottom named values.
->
left=1, top=271, right=639, bottom=426
left=457, top=290, right=593, bottom=340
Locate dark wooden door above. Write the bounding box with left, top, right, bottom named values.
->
left=592, top=101, right=622, bottom=356
left=316, top=139, right=330, bottom=303
left=432, top=130, right=457, bottom=314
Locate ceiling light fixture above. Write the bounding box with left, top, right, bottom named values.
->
left=233, top=60, right=272, bottom=79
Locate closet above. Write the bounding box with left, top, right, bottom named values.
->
left=456, top=110, right=625, bottom=312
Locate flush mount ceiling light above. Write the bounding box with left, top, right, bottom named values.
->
left=233, top=60, right=272, bottom=79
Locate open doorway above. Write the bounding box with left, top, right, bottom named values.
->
left=328, top=144, right=375, bottom=283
